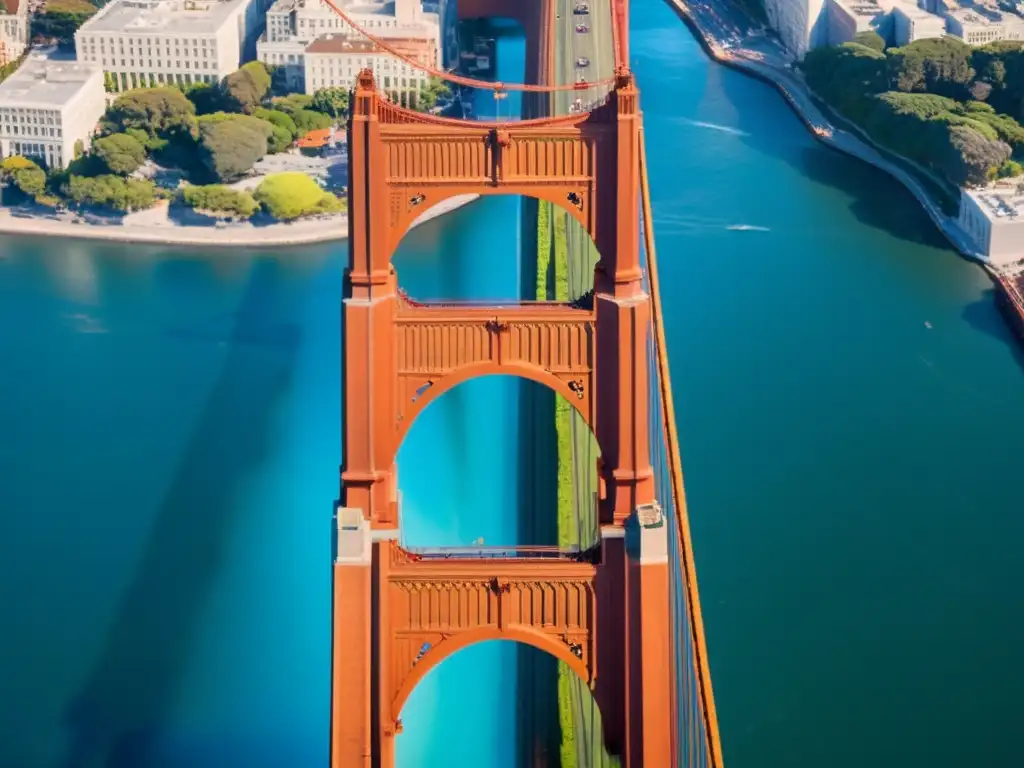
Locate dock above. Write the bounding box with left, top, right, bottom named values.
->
left=991, top=262, right=1024, bottom=343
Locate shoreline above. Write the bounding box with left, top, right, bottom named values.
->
left=0, top=193, right=481, bottom=249
left=665, top=0, right=992, bottom=267
left=667, top=0, right=1024, bottom=346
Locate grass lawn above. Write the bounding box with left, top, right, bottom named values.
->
left=43, top=0, right=97, bottom=14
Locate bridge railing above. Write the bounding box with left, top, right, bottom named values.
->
left=402, top=544, right=597, bottom=561
left=639, top=131, right=725, bottom=768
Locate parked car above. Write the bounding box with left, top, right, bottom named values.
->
left=576, top=56, right=590, bottom=68
left=575, top=23, right=589, bottom=32
left=573, top=2, right=589, bottom=14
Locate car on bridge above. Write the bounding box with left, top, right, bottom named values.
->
left=575, top=23, right=589, bottom=32
left=576, top=56, right=590, bottom=68
left=573, top=2, right=589, bottom=14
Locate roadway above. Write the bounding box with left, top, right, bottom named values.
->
left=552, top=2, right=618, bottom=766
left=553, top=0, right=615, bottom=117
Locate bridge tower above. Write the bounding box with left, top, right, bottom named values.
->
left=332, top=68, right=670, bottom=768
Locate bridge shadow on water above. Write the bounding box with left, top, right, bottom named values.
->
left=58, top=261, right=302, bottom=768
left=962, top=287, right=1024, bottom=373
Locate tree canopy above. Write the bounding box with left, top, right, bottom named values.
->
left=887, top=37, right=975, bottom=100
left=271, top=94, right=332, bottom=134
left=223, top=61, right=272, bottom=113
left=1, top=155, right=46, bottom=200
left=801, top=37, right=1024, bottom=187
left=104, top=87, right=198, bottom=140
left=196, top=112, right=272, bottom=181
left=65, top=175, right=160, bottom=211
left=853, top=31, right=885, bottom=53
left=253, top=107, right=298, bottom=152
left=310, top=87, right=350, bottom=118
left=416, top=76, right=451, bottom=112
left=92, top=133, right=148, bottom=175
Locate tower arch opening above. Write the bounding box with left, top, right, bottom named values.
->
left=397, top=374, right=601, bottom=549
left=394, top=638, right=611, bottom=768
left=393, top=193, right=602, bottom=305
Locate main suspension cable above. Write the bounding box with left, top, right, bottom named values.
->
left=319, top=0, right=618, bottom=93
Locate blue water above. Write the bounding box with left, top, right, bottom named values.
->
left=3, top=1, right=1024, bottom=767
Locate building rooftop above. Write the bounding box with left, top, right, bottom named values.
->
left=305, top=31, right=429, bottom=53
left=305, top=34, right=379, bottom=53
left=947, top=5, right=1024, bottom=24
left=270, top=0, right=397, bottom=12
left=80, top=0, right=249, bottom=37
left=832, top=0, right=886, bottom=19
left=891, top=0, right=943, bottom=18
left=967, top=185, right=1024, bottom=225
left=0, top=51, right=99, bottom=108
left=0, top=0, right=23, bottom=15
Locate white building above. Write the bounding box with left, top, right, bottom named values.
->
left=826, top=0, right=889, bottom=45
left=75, top=0, right=270, bottom=92
left=303, top=32, right=433, bottom=104
left=763, top=0, right=829, bottom=56
left=891, top=2, right=946, bottom=44
left=0, top=0, right=29, bottom=67
left=0, top=52, right=106, bottom=169
left=958, top=185, right=1024, bottom=266
left=257, top=0, right=440, bottom=92
left=945, top=6, right=1024, bottom=45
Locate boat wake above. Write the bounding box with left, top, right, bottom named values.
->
left=676, top=118, right=750, bottom=137
left=725, top=224, right=771, bottom=232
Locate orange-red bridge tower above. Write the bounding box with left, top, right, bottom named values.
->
left=333, top=48, right=686, bottom=768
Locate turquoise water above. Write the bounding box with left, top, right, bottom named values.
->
left=2, top=1, right=1024, bottom=767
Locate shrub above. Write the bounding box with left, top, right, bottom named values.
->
left=66, top=175, right=159, bottom=211
left=1, top=155, right=46, bottom=198
left=254, top=172, right=343, bottom=220
left=181, top=184, right=259, bottom=218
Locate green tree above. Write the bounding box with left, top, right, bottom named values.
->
left=31, top=8, right=97, bottom=47
left=271, top=93, right=314, bottom=113
left=291, top=108, right=332, bottom=135
left=887, top=37, right=975, bottom=100
left=0, top=155, right=46, bottom=199
left=104, top=87, right=198, bottom=140
left=254, top=172, right=343, bottom=220
left=853, top=30, right=885, bottom=53
left=942, top=123, right=1011, bottom=185
left=223, top=61, right=272, bottom=113
left=92, top=133, right=148, bottom=175
left=196, top=112, right=272, bottom=181
left=270, top=94, right=331, bottom=133
left=66, top=174, right=159, bottom=211
left=253, top=107, right=298, bottom=138
left=997, top=158, right=1024, bottom=177
left=103, top=71, right=117, bottom=93
left=415, top=76, right=451, bottom=112
left=264, top=123, right=293, bottom=153
left=310, top=87, right=350, bottom=118
left=184, top=81, right=227, bottom=115
left=800, top=42, right=887, bottom=120
left=181, top=184, right=260, bottom=218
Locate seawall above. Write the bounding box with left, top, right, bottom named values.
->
left=663, top=0, right=987, bottom=265
left=0, top=194, right=481, bottom=250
